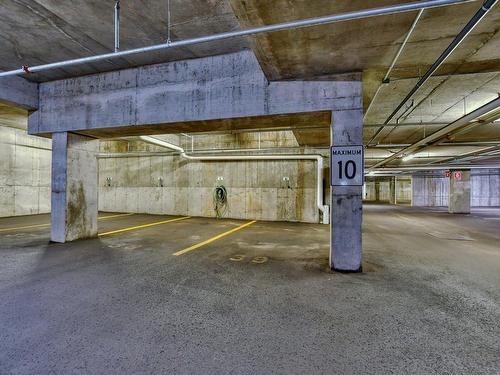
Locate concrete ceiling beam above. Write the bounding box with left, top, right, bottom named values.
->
left=0, top=76, right=38, bottom=110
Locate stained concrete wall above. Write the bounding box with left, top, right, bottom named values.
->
left=412, top=174, right=449, bottom=207
left=98, top=132, right=320, bottom=223
left=471, top=169, right=500, bottom=207
left=0, top=126, right=51, bottom=217
left=396, top=178, right=412, bottom=204
left=412, top=170, right=500, bottom=207
left=363, top=178, right=411, bottom=204
left=98, top=156, right=319, bottom=223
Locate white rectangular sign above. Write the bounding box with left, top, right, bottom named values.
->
left=331, top=145, right=364, bottom=186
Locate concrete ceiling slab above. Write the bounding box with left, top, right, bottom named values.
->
left=0, top=0, right=249, bottom=82
left=228, top=0, right=500, bottom=80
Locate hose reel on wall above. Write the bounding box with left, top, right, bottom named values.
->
left=213, top=178, right=228, bottom=219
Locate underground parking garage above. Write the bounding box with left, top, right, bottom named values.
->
left=1, top=0, right=500, bottom=374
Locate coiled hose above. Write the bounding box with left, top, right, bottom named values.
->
left=213, top=185, right=228, bottom=219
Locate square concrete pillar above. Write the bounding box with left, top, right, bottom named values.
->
left=51, top=132, right=99, bottom=243
left=389, top=177, right=397, bottom=205
left=330, top=109, right=363, bottom=272
left=449, top=170, right=471, bottom=214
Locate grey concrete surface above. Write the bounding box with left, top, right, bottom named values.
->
left=0, top=76, right=38, bottom=110
left=330, top=109, right=363, bottom=272
left=412, top=170, right=500, bottom=208
left=413, top=172, right=450, bottom=207
left=28, top=51, right=361, bottom=137
left=99, top=154, right=320, bottom=224
left=51, top=133, right=98, bottom=243
left=449, top=170, right=471, bottom=214
left=0, top=205, right=499, bottom=374
left=0, top=125, right=51, bottom=218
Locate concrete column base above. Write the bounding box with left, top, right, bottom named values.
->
left=51, top=132, right=99, bottom=243
left=331, top=188, right=363, bottom=272
left=449, top=170, right=471, bottom=214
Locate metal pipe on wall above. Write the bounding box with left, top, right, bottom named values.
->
left=138, top=136, right=330, bottom=224
left=0, top=0, right=473, bottom=78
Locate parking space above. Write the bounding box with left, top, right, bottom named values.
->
left=1, top=206, right=499, bottom=373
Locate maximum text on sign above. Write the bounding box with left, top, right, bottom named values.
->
left=331, top=145, right=364, bottom=186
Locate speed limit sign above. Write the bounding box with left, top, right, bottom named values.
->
left=331, top=145, right=364, bottom=186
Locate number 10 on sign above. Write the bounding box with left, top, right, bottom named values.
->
left=331, top=145, right=364, bottom=186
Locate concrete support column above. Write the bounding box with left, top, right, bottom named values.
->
left=330, top=109, right=363, bottom=272
left=389, top=177, right=397, bottom=205
left=448, top=170, right=471, bottom=214
left=51, top=132, right=99, bottom=243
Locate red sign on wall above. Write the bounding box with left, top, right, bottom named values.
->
left=454, top=171, right=463, bottom=181
left=445, top=171, right=451, bottom=177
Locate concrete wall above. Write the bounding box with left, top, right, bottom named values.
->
left=363, top=178, right=410, bottom=204
left=363, top=182, right=376, bottom=201
left=396, top=178, right=412, bottom=204
left=412, top=170, right=500, bottom=207
left=98, top=156, right=319, bottom=223
left=0, top=126, right=51, bottom=217
left=412, top=174, right=449, bottom=207
left=471, top=169, right=500, bottom=207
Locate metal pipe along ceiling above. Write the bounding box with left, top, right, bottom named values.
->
left=363, top=8, right=424, bottom=121
left=0, top=0, right=474, bottom=78
left=138, top=136, right=329, bottom=224
left=370, top=163, right=500, bottom=172
left=369, top=96, right=500, bottom=169
left=367, top=0, right=498, bottom=145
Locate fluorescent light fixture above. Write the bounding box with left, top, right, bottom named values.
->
left=402, top=154, right=414, bottom=162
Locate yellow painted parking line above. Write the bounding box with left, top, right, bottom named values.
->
left=98, top=216, right=190, bottom=237
left=173, top=220, right=257, bottom=256
left=98, top=213, right=135, bottom=220
left=0, top=223, right=50, bottom=232
left=0, top=213, right=135, bottom=233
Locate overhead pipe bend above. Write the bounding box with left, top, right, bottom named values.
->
left=139, top=136, right=329, bottom=224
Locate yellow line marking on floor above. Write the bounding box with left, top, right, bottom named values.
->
left=173, top=220, right=257, bottom=256
left=0, top=213, right=135, bottom=233
left=98, top=216, right=190, bottom=237
left=0, top=223, right=51, bottom=232
left=98, top=213, right=135, bottom=220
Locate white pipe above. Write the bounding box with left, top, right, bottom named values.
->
left=0, top=0, right=473, bottom=78
left=369, top=96, right=500, bottom=169
left=368, top=0, right=497, bottom=145
left=139, top=136, right=329, bottom=223
left=364, top=9, right=424, bottom=121
left=369, top=164, right=500, bottom=172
